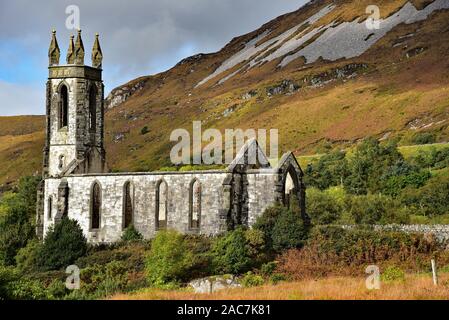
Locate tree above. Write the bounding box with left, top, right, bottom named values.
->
left=271, top=210, right=310, bottom=252
left=37, top=217, right=87, bottom=271
left=0, top=176, right=40, bottom=266
left=210, top=227, right=252, bottom=275
left=145, top=230, right=193, bottom=286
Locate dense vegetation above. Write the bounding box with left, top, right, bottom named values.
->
left=304, top=138, right=449, bottom=225
left=0, top=138, right=448, bottom=300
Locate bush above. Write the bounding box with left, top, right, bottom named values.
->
left=260, top=262, right=277, bottom=277
left=46, top=279, right=70, bottom=300
left=145, top=230, right=193, bottom=286
left=411, top=132, right=436, bottom=145
left=121, top=226, right=143, bottom=242
left=381, top=266, right=405, bottom=283
left=37, top=217, right=87, bottom=271
left=0, top=176, right=40, bottom=266
left=307, top=188, right=343, bottom=225
left=140, top=126, right=150, bottom=135
left=348, top=194, right=410, bottom=225
left=241, top=272, right=264, bottom=288
left=15, top=239, right=42, bottom=273
left=253, top=205, right=283, bottom=249
left=0, top=266, right=47, bottom=300
left=269, top=273, right=286, bottom=285
left=210, top=228, right=252, bottom=275
left=80, top=261, right=129, bottom=297
left=276, top=226, right=439, bottom=280
left=400, top=173, right=449, bottom=218
left=271, top=210, right=310, bottom=252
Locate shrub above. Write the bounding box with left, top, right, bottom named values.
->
left=0, top=176, right=40, bottom=266
left=348, top=194, right=409, bottom=225
left=121, top=226, right=143, bottom=242
left=269, top=273, right=286, bottom=285
left=145, top=230, right=193, bottom=286
left=15, top=239, right=42, bottom=273
left=82, top=261, right=129, bottom=297
left=276, top=226, right=441, bottom=280
left=140, top=126, right=150, bottom=135
left=400, top=173, right=449, bottom=218
left=0, top=266, right=47, bottom=300
left=241, top=272, right=264, bottom=287
left=411, top=132, right=436, bottom=145
left=260, top=262, right=277, bottom=277
left=381, top=266, right=405, bottom=283
left=210, top=228, right=252, bottom=275
left=37, top=217, right=87, bottom=271
left=76, top=242, right=147, bottom=272
left=46, top=279, right=70, bottom=300
left=271, top=210, right=310, bottom=252
left=307, top=188, right=343, bottom=225
left=253, top=205, right=284, bottom=249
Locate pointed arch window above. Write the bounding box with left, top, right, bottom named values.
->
left=59, top=85, right=69, bottom=129
left=156, top=180, right=168, bottom=230
left=90, top=182, right=101, bottom=230
left=123, top=181, right=134, bottom=229
left=89, top=85, right=97, bottom=132
left=47, top=196, right=53, bottom=220
left=189, top=179, right=201, bottom=230
left=284, top=170, right=296, bottom=209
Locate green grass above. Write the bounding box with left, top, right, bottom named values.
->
left=399, top=143, right=449, bottom=159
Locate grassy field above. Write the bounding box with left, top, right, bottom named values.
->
left=112, top=273, right=449, bottom=300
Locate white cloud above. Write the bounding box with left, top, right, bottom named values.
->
left=0, top=0, right=308, bottom=115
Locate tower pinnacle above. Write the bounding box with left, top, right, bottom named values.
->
left=74, top=29, right=85, bottom=65
left=91, top=33, right=103, bottom=68
left=66, top=35, right=75, bottom=64
left=48, top=30, right=60, bottom=66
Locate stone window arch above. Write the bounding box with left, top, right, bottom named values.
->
left=156, top=180, right=168, bottom=230
left=123, top=181, right=134, bottom=229
left=189, top=179, right=201, bottom=230
left=90, top=181, right=102, bottom=230
left=283, top=167, right=298, bottom=209
left=59, top=84, right=69, bottom=129
left=47, top=196, right=53, bottom=220
left=88, top=85, right=97, bottom=132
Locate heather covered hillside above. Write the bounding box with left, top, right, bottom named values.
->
left=2, top=0, right=449, bottom=188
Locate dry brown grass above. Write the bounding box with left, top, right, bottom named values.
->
left=111, top=274, right=449, bottom=300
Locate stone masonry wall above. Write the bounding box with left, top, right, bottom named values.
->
left=43, top=170, right=282, bottom=243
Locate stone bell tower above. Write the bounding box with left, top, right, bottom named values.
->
left=43, top=30, right=106, bottom=178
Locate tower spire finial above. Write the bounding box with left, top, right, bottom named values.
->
left=48, top=29, right=60, bottom=66
left=92, top=33, right=103, bottom=68
left=74, top=29, right=85, bottom=65
left=66, top=34, right=75, bottom=64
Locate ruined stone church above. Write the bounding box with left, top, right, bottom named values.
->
left=36, top=30, right=309, bottom=243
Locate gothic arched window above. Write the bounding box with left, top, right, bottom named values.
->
left=89, top=85, right=97, bottom=132
left=59, top=85, right=69, bottom=129
left=189, top=179, right=201, bottom=230
left=90, top=182, right=101, bottom=230
left=47, top=196, right=53, bottom=220
left=123, top=181, right=134, bottom=229
left=156, top=180, right=168, bottom=230
left=284, top=170, right=296, bottom=209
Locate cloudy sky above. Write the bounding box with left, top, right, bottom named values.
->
left=0, top=0, right=308, bottom=116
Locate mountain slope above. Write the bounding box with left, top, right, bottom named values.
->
left=2, top=0, right=449, bottom=188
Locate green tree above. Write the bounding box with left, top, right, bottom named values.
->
left=305, top=151, right=348, bottom=190
left=0, top=176, right=41, bottom=266
left=210, top=227, right=252, bottom=275
left=37, top=217, right=87, bottom=271
left=145, top=230, right=193, bottom=286
left=271, top=209, right=310, bottom=252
